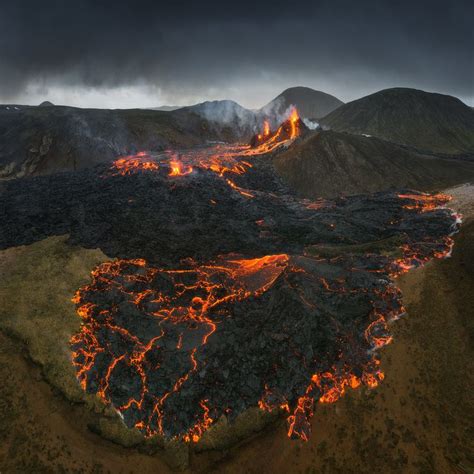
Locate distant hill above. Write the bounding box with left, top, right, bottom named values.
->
left=0, top=105, right=234, bottom=179
left=320, top=88, right=474, bottom=154
left=182, top=89, right=344, bottom=136
left=262, top=87, right=343, bottom=120
left=150, top=105, right=181, bottom=111
left=39, top=100, right=54, bottom=107
left=178, top=100, right=259, bottom=137
left=274, top=130, right=474, bottom=199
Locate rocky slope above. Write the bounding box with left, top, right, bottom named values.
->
left=274, top=130, right=474, bottom=198
left=320, top=88, right=474, bottom=154
left=0, top=105, right=229, bottom=179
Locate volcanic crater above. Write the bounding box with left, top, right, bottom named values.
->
left=0, top=116, right=460, bottom=444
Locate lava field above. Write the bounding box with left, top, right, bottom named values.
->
left=0, top=120, right=460, bottom=443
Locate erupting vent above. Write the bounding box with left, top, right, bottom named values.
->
left=250, top=107, right=304, bottom=151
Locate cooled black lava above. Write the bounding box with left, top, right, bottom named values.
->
left=0, top=147, right=459, bottom=441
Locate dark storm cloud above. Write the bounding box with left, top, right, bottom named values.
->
left=0, top=0, right=472, bottom=105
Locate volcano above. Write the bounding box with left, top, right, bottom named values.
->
left=0, top=110, right=460, bottom=444
left=249, top=108, right=309, bottom=150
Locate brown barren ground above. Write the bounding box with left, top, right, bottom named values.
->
left=1, top=185, right=473, bottom=473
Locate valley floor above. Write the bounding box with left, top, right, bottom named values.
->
left=1, top=185, right=473, bottom=473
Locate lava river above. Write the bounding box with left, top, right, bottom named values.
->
left=0, top=112, right=461, bottom=443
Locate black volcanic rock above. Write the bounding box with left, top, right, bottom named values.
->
left=320, top=88, right=474, bottom=154
left=71, top=253, right=398, bottom=440
left=0, top=157, right=456, bottom=266
left=1, top=148, right=459, bottom=441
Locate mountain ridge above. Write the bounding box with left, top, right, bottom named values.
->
left=320, top=87, right=474, bottom=154
left=274, top=129, right=474, bottom=198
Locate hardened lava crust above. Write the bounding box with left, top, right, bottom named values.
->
left=0, top=136, right=460, bottom=443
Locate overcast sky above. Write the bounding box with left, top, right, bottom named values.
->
left=0, top=0, right=472, bottom=108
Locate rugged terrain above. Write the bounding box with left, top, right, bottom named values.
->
left=1, top=183, right=472, bottom=473
left=2, top=87, right=473, bottom=184
left=217, top=184, right=474, bottom=474
left=0, top=105, right=232, bottom=179
left=320, top=88, right=474, bottom=154
left=0, top=132, right=466, bottom=468
left=1, top=87, right=473, bottom=472
left=274, top=130, right=474, bottom=198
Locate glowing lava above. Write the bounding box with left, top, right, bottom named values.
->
left=112, top=152, right=159, bottom=175
left=57, top=133, right=461, bottom=444
left=70, top=186, right=457, bottom=442
left=289, top=107, right=299, bottom=139
left=0, top=113, right=458, bottom=445
left=249, top=107, right=303, bottom=154
left=71, top=255, right=290, bottom=440
left=169, top=160, right=193, bottom=176
left=109, top=109, right=305, bottom=200
left=264, top=120, right=270, bottom=137
left=398, top=192, right=452, bottom=212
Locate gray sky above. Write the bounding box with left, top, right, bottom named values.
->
left=0, top=0, right=473, bottom=108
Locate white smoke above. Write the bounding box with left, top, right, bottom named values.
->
left=303, top=118, right=320, bottom=130
left=258, top=97, right=296, bottom=130
left=184, top=97, right=320, bottom=136
left=183, top=100, right=258, bottom=136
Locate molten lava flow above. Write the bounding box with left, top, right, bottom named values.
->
left=66, top=141, right=461, bottom=444
left=0, top=109, right=458, bottom=446
left=112, top=153, right=159, bottom=175
left=169, top=160, right=193, bottom=176
left=248, top=107, right=302, bottom=154
left=225, top=178, right=254, bottom=198
left=108, top=108, right=306, bottom=201
left=70, top=239, right=437, bottom=443
left=71, top=254, right=290, bottom=441
left=263, top=120, right=270, bottom=137
left=289, top=107, right=299, bottom=139
left=284, top=363, right=385, bottom=441
left=398, top=192, right=452, bottom=212
left=385, top=192, right=458, bottom=276
left=68, top=185, right=458, bottom=443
